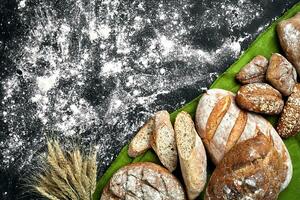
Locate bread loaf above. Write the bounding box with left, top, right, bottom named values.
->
left=195, top=89, right=292, bottom=190
left=128, top=118, right=154, bottom=157
left=174, top=111, right=207, bottom=199
left=235, top=55, right=268, bottom=84
left=277, top=83, right=300, bottom=138
left=277, top=12, right=300, bottom=75
left=266, top=53, right=297, bottom=96
left=151, top=110, right=178, bottom=172
left=101, top=162, right=186, bottom=200
left=205, top=134, right=285, bottom=200
left=236, top=83, right=284, bottom=115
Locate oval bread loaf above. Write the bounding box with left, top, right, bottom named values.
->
left=205, top=134, right=285, bottom=200
left=174, top=111, right=207, bottom=199
left=195, top=89, right=292, bottom=190
left=236, top=83, right=284, bottom=115
left=100, top=162, right=186, bottom=200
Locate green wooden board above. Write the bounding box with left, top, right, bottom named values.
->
left=93, top=2, right=300, bottom=200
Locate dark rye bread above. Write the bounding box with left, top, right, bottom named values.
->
left=195, top=89, right=292, bottom=190
left=128, top=118, right=154, bottom=157
left=174, top=111, right=207, bottom=200
left=100, top=162, right=186, bottom=200
left=277, top=83, right=300, bottom=138
left=205, top=134, right=285, bottom=200
left=150, top=110, right=178, bottom=172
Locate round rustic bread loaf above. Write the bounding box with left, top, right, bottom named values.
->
left=195, top=89, right=292, bottom=190
left=100, top=162, right=186, bottom=200
left=205, top=134, right=285, bottom=200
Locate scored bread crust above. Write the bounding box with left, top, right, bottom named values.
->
left=205, top=134, right=285, bottom=200
left=195, top=89, right=292, bottom=191
left=151, top=110, right=178, bottom=172
left=175, top=111, right=207, bottom=200
left=100, top=162, right=186, bottom=200
left=128, top=118, right=154, bottom=157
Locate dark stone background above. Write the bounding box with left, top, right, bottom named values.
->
left=0, top=0, right=299, bottom=199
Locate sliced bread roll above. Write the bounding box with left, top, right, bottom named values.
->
left=151, top=110, right=178, bottom=172
left=101, top=162, right=186, bottom=200
left=195, top=89, right=292, bottom=190
left=128, top=118, right=154, bottom=157
left=205, top=134, right=285, bottom=200
left=175, top=111, right=207, bottom=200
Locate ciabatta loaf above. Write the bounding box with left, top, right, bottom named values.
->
left=151, top=110, right=178, bottom=172
left=101, top=162, right=186, bottom=200
left=205, top=134, right=285, bottom=200
left=195, top=89, right=292, bottom=190
left=175, top=111, right=207, bottom=199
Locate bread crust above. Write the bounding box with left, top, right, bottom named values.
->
left=175, top=111, right=207, bottom=199
left=205, top=134, right=285, bottom=200
left=101, top=162, right=186, bottom=200
left=195, top=89, right=292, bottom=190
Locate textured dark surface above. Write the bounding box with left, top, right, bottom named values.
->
left=0, top=0, right=299, bottom=199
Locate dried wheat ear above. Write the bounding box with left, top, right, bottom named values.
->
left=32, top=139, right=97, bottom=200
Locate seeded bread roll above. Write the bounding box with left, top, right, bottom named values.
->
left=150, top=110, right=178, bottom=172
left=236, top=83, right=284, bottom=115
left=205, top=134, right=285, bottom=200
left=277, top=83, right=300, bottom=138
left=174, top=111, right=207, bottom=199
left=195, top=89, right=292, bottom=190
left=128, top=118, right=154, bottom=157
left=101, top=162, right=186, bottom=200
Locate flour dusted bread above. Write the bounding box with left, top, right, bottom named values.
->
left=151, top=110, right=178, bottom=172
left=195, top=89, right=292, bottom=190
left=128, top=118, right=154, bottom=157
left=235, top=55, right=268, bottom=84
left=277, top=12, right=300, bottom=75
left=205, top=134, right=285, bottom=200
left=266, top=53, right=297, bottom=96
left=101, top=162, right=186, bottom=200
left=174, top=111, right=207, bottom=199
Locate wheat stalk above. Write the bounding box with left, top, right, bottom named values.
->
left=32, top=139, right=98, bottom=200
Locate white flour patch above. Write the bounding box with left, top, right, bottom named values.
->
left=1, top=0, right=268, bottom=176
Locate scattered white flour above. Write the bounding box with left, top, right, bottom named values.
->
left=1, top=0, right=270, bottom=183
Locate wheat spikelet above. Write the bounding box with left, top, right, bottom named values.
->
left=87, top=151, right=97, bottom=195
left=32, top=139, right=98, bottom=200
left=35, top=186, right=60, bottom=200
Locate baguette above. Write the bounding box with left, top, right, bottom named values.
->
left=195, top=89, right=292, bottom=190
left=151, top=110, right=178, bottom=172
left=101, top=162, right=186, bottom=200
left=205, top=134, right=285, bottom=200
left=174, top=111, right=207, bottom=199
left=128, top=118, right=154, bottom=157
